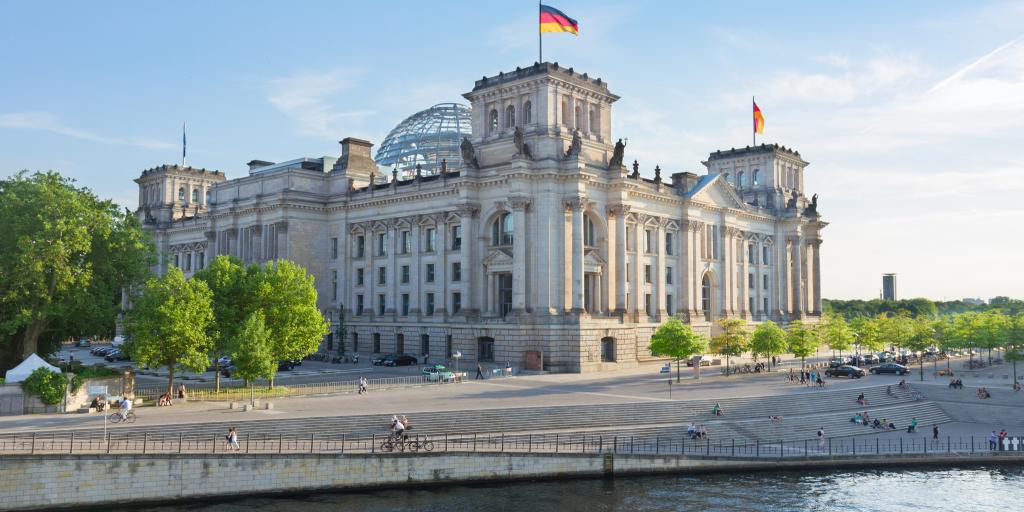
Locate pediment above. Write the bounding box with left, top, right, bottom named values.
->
left=689, top=175, right=748, bottom=210
left=482, top=249, right=514, bottom=267
left=584, top=250, right=606, bottom=266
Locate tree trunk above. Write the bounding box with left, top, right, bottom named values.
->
left=801, top=356, right=805, bottom=370
left=676, top=358, right=681, bottom=383
left=166, top=364, right=175, bottom=398
left=919, top=359, right=924, bottom=382
left=766, top=352, right=772, bottom=372
left=214, top=364, right=221, bottom=393
left=725, top=354, right=730, bottom=377
left=20, top=318, right=48, bottom=360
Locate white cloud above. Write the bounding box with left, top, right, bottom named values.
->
left=0, top=112, right=175, bottom=150
left=761, top=53, right=923, bottom=106
left=266, top=69, right=374, bottom=139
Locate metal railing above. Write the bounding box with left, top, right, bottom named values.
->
left=0, top=430, right=1017, bottom=457
left=136, top=374, right=451, bottom=402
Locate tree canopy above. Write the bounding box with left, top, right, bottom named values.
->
left=710, top=319, right=749, bottom=375
left=750, top=321, right=788, bottom=370
left=230, top=311, right=277, bottom=384
left=650, top=318, right=708, bottom=382
left=0, top=171, right=154, bottom=370
left=786, top=320, right=819, bottom=368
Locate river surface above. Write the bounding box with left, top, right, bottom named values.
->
left=123, top=466, right=1022, bottom=512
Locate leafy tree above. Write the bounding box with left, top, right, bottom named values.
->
left=786, top=320, right=819, bottom=369
left=125, top=267, right=214, bottom=397
left=20, top=367, right=67, bottom=406
left=850, top=316, right=884, bottom=354
left=710, top=319, right=749, bottom=376
left=749, top=321, right=787, bottom=372
left=819, top=312, right=854, bottom=357
left=0, top=171, right=154, bottom=370
left=650, top=318, right=709, bottom=382
left=1005, top=314, right=1024, bottom=385
left=905, top=316, right=935, bottom=381
left=192, top=255, right=252, bottom=391
left=251, top=260, right=329, bottom=384
left=976, top=311, right=1010, bottom=364
left=932, top=316, right=958, bottom=374
left=230, top=311, right=276, bottom=405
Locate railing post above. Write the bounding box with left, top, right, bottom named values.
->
left=947, top=436, right=951, bottom=453
left=900, top=437, right=903, bottom=454
left=144, top=433, right=148, bottom=454
left=445, top=433, right=449, bottom=453
left=852, top=438, right=856, bottom=456
left=876, top=438, right=879, bottom=455
left=804, top=439, right=807, bottom=456
left=473, top=433, right=477, bottom=452
left=924, top=437, right=928, bottom=454
left=279, top=433, right=283, bottom=454
left=179, top=433, right=183, bottom=453
left=246, top=433, right=250, bottom=454
left=756, top=440, right=759, bottom=457
left=706, top=438, right=710, bottom=456
left=731, top=439, right=735, bottom=457
left=828, top=438, right=832, bottom=456
left=372, top=433, right=376, bottom=453
left=630, top=436, right=634, bottom=454
left=501, top=433, right=504, bottom=453
left=341, top=434, right=346, bottom=455
left=971, top=436, right=974, bottom=453
left=555, top=434, right=559, bottom=453
left=656, top=437, right=660, bottom=454
left=30, top=433, right=35, bottom=454
left=106, top=433, right=111, bottom=454
left=582, top=436, right=586, bottom=454
left=780, top=440, right=784, bottom=459
left=311, top=433, right=315, bottom=453
left=69, top=432, right=74, bottom=454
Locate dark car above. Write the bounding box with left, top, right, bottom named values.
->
left=825, top=365, right=866, bottom=378
left=384, top=354, right=418, bottom=367
left=277, top=360, right=297, bottom=371
left=828, top=357, right=852, bottom=368
left=75, top=339, right=91, bottom=348
left=869, top=363, right=909, bottom=375
left=91, top=346, right=112, bottom=356
left=104, top=349, right=129, bottom=362
left=372, top=354, right=396, bottom=366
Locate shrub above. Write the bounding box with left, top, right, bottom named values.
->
left=69, top=366, right=120, bottom=393
left=21, top=367, right=67, bottom=405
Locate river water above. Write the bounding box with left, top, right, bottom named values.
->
left=123, top=466, right=1022, bottom=512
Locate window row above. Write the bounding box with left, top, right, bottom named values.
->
left=353, top=262, right=462, bottom=287
left=721, top=169, right=762, bottom=189
left=354, top=292, right=463, bottom=317
left=351, top=332, right=455, bottom=358
left=352, top=225, right=463, bottom=258
left=488, top=101, right=533, bottom=134
left=170, top=251, right=205, bottom=272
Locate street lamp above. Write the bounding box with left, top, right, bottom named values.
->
left=452, top=351, right=462, bottom=376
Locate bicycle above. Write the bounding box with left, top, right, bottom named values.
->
left=109, top=410, right=136, bottom=424
left=379, top=433, right=406, bottom=452
left=404, top=435, right=435, bottom=452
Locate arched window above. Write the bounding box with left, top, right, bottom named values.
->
left=723, top=172, right=731, bottom=183
left=178, top=187, right=185, bottom=201
left=574, top=106, right=583, bottom=130
left=752, top=169, right=761, bottom=187
left=737, top=171, right=745, bottom=189
left=205, top=190, right=211, bottom=204
left=505, top=105, right=515, bottom=128
left=489, top=109, right=498, bottom=134
left=492, top=213, right=513, bottom=246
left=561, top=99, right=570, bottom=126
left=583, top=216, right=596, bottom=246
left=701, top=274, right=713, bottom=322
left=589, top=108, right=598, bottom=133
left=191, top=189, right=199, bottom=203
left=523, top=101, right=532, bottom=125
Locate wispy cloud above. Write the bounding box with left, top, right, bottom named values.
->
left=0, top=112, right=175, bottom=150
left=266, top=69, right=374, bottom=139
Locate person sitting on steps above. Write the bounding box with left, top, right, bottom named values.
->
left=712, top=402, right=724, bottom=416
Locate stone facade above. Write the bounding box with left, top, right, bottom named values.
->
left=135, top=63, right=825, bottom=373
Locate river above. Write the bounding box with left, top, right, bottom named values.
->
left=121, top=466, right=1022, bottom=511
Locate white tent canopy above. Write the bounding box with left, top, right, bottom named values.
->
left=4, top=354, right=61, bottom=384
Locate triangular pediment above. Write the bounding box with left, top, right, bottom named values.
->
left=482, top=249, right=514, bottom=267
left=584, top=250, right=606, bottom=266
left=688, top=175, right=747, bottom=209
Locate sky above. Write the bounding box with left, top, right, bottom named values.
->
left=2, top=1, right=1023, bottom=301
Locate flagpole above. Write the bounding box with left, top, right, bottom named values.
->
left=182, top=121, right=187, bottom=167
left=538, top=0, right=542, bottom=63
left=752, top=96, right=756, bottom=147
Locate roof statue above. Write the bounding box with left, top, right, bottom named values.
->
left=608, top=138, right=626, bottom=168
left=564, top=129, right=582, bottom=159
left=513, top=126, right=533, bottom=160
left=460, top=136, right=479, bottom=169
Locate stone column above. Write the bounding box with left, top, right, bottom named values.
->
left=655, top=220, right=667, bottom=320
left=410, top=220, right=421, bottom=317
left=438, top=215, right=448, bottom=318
left=790, top=236, right=804, bottom=319
left=458, top=204, right=479, bottom=316
left=741, top=237, right=750, bottom=320
left=721, top=227, right=733, bottom=316
left=387, top=221, right=398, bottom=318
left=510, top=196, right=531, bottom=313
left=632, top=216, right=644, bottom=321
left=811, top=239, right=822, bottom=315
left=567, top=196, right=586, bottom=314
left=611, top=205, right=629, bottom=314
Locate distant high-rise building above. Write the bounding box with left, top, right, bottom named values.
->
left=882, top=273, right=897, bottom=301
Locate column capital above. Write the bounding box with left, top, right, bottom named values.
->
left=607, top=203, right=631, bottom=216
left=508, top=196, right=532, bottom=211
left=682, top=219, right=705, bottom=232
left=725, top=226, right=741, bottom=237
left=564, top=195, right=588, bottom=212
left=456, top=202, right=480, bottom=218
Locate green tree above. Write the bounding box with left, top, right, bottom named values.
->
left=125, top=267, right=214, bottom=397
left=976, top=311, right=1010, bottom=364
left=905, top=316, right=935, bottom=381
left=786, top=320, right=819, bottom=369
left=850, top=316, right=884, bottom=355
left=0, top=171, right=154, bottom=370
left=252, top=260, right=329, bottom=384
left=193, top=255, right=252, bottom=392
left=230, top=311, right=276, bottom=405
left=650, top=318, right=709, bottom=382
left=750, top=321, right=788, bottom=372
left=1005, top=314, right=1024, bottom=385
left=710, top=319, right=749, bottom=376
left=819, top=312, right=854, bottom=358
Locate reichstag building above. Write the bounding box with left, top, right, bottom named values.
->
left=134, top=63, right=826, bottom=372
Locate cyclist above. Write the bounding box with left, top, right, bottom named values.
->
left=119, top=396, right=132, bottom=420
left=390, top=415, right=406, bottom=441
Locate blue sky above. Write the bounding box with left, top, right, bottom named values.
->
left=2, top=1, right=1023, bottom=301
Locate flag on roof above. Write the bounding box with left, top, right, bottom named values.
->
left=540, top=5, right=579, bottom=35
left=753, top=101, right=765, bottom=134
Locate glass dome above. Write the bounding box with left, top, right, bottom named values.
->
left=375, top=103, right=472, bottom=177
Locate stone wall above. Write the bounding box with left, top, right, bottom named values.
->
left=3, top=451, right=1022, bottom=511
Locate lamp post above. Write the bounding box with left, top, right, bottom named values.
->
left=453, top=350, right=462, bottom=376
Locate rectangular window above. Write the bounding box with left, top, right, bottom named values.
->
left=763, top=246, right=769, bottom=265
left=452, top=262, right=462, bottom=282
left=426, top=263, right=435, bottom=283
left=185, top=253, right=192, bottom=271
left=332, top=270, right=338, bottom=300
left=376, top=233, right=387, bottom=256
left=667, top=295, right=674, bottom=316
left=197, top=252, right=204, bottom=270
left=644, top=265, right=652, bottom=284
left=425, top=228, right=436, bottom=252
left=666, top=267, right=673, bottom=285
left=626, top=227, right=634, bottom=251
left=446, top=335, right=453, bottom=358
left=173, top=253, right=179, bottom=268
left=452, top=292, right=462, bottom=314
left=331, top=237, right=338, bottom=259
left=712, top=226, right=719, bottom=259
left=421, top=334, right=430, bottom=355
left=356, top=235, right=365, bottom=258
left=763, top=297, right=769, bottom=312
left=400, top=230, right=411, bottom=254
left=401, top=265, right=410, bottom=284
left=665, top=232, right=674, bottom=255
left=401, top=294, right=409, bottom=316
left=357, top=268, right=364, bottom=286
left=498, top=273, right=513, bottom=317
left=645, top=229, right=654, bottom=253
left=451, top=225, right=462, bottom=250
left=372, top=333, right=380, bottom=353
left=748, top=244, right=755, bottom=264
left=478, top=338, right=495, bottom=362
left=626, top=263, right=631, bottom=282
left=645, top=294, right=652, bottom=317
left=377, top=294, right=386, bottom=316
left=425, top=293, right=435, bottom=316
left=356, top=295, right=364, bottom=316
left=352, top=332, right=359, bottom=353
left=749, top=273, right=754, bottom=289
left=763, top=274, right=769, bottom=290
left=378, top=267, right=386, bottom=285
left=749, top=297, right=755, bottom=312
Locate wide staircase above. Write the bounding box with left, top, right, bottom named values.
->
left=21, top=384, right=951, bottom=444
left=916, top=382, right=1023, bottom=427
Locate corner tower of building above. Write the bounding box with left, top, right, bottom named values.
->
left=462, top=62, right=620, bottom=167
left=134, top=165, right=226, bottom=225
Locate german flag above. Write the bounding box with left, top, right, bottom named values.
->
left=540, top=5, right=578, bottom=35
left=753, top=101, right=765, bottom=134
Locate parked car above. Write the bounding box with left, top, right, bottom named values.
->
left=372, top=354, right=396, bottom=366
left=277, top=360, right=297, bottom=371
left=878, top=352, right=896, bottom=363
left=384, top=354, right=418, bottom=367
left=422, top=364, right=456, bottom=382
left=91, top=346, right=112, bottom=356
left=75, top=339, right=91, bottom=348
left=104, top=349, right=129, bottom=362
left=869, top=363, right=909, bottom=375
left=828, top=357, right=852, bottom=368
left=825, top=365, right=866, bottom=378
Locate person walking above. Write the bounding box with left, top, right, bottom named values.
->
left=225, top=427, right=239, bottom=451
left=475, top=363, right=484, bottom=380
left=988, top=430, right=999, bottom=450
left=358, top=376, right=368, bottom=395
left=817, top=427, right=826, bottom=450
left=932, top=424, right=940, bottom=444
